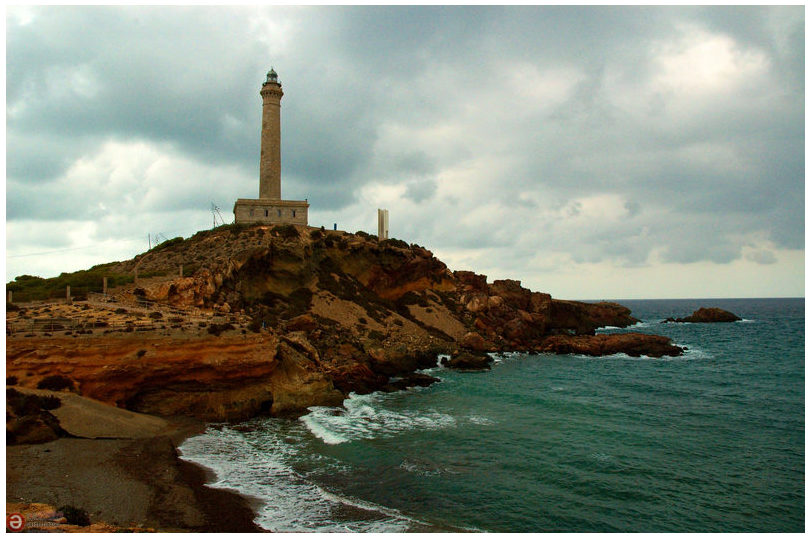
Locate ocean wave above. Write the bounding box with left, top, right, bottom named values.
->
left=596, top=320, right=661, bottom=332
left=178, top=423, right=423, bottom=532
left=300, top=391, right=457, bottom=445
left=467, top=414, right=495, bottom=426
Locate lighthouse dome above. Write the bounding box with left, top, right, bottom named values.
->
left=266, top=68, right=279, bottom=84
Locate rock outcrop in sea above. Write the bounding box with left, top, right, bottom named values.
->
left=663, top=307, right=742, bottom=323
left=6, top=224, right=683, bottom=422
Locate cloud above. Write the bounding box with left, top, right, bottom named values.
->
left=745, top=249, right=777, bottom=265
left=6, top=6, right=804, bottom=298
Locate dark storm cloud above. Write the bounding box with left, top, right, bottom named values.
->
left=6, top=5, right=804, bottom=282
left=7, top=7, right=265, bottom=182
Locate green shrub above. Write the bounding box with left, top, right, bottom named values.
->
left=36, top=375, right=74, bottom=392
left=381, top=238, right=409, bottom=249
left=368, top=329, right=385, bottom=341
left=207, top=323, right=235, bottom=336
left=6, top=266, right=137, bottom=302
left=287, top=288, right=313, bottom=316
left=58, top=506, right=90, bottom=527
left=272, top=224, right=300, bottom=239
left=7, top=388, right=61, bottom=415
left=148, top=236, right=184, bottom=253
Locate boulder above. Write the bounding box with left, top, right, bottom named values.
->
left=460, top=331, right=491, bottom=351
left=445, top=351, right=493, bottom=371
left=381, top=373, right=441, bottom=392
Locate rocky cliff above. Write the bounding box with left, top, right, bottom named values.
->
left=7, top=224, right=683, bottom=421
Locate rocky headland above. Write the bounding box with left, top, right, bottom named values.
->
left=7, top=223, right=684, bottom=423
left=6, top=223, right=684, bottom=530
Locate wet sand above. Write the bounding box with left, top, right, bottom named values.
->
left=6, top=419, right=264, bottom=532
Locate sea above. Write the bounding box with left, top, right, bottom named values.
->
left=178, top=298, right=804, bottom=532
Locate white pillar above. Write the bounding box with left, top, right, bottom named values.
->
left=377, top=208, right=389, bottom=240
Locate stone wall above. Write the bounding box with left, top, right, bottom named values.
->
left=233, top=199, right=308, bottom=225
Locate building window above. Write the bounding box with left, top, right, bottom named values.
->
left=249, top=209, right=254, bottom=217
left=278, top=209, right=282, bottom=217
left=292, top=210, right=296, bottom=218
left=265, top=209, right=269, bottom=217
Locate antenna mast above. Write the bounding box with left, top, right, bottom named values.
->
left=211, top=202, right=226, bottom=228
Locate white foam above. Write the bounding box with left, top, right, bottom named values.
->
left=681, top=345, right=713, bottom=360
left=490, top=351, right=524, bottom=365
left=299, top=412, right=352, bottom=445
left=467, top=414, right=495, bottom=426
left=300, top=391, right=457, bottom=445
left=569, top=348, right=710, bottom=361
left=178, top=423, right=421, bottom=532
left=597, top=320, right=660, bottom=332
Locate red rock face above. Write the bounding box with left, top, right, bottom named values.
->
left=6, top=334, right=343, bottom=421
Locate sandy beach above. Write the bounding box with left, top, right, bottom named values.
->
left=6, top=404, right=263, bottom=532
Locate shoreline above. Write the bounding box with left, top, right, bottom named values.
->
left=6, top=416, right=264, bottom=532
left=174, top=425, right=271, bottom=532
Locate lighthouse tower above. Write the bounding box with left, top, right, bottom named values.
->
left=259, top=68, right=283, bottom=199
left=233, top=68, right=309, bottom=225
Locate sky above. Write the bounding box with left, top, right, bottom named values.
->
left=5, top=5, right=805, bottom=300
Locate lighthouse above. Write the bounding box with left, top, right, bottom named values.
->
left=259, top=68, right=283, bottom=199
left=233, top=68, right=309, bottom=225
